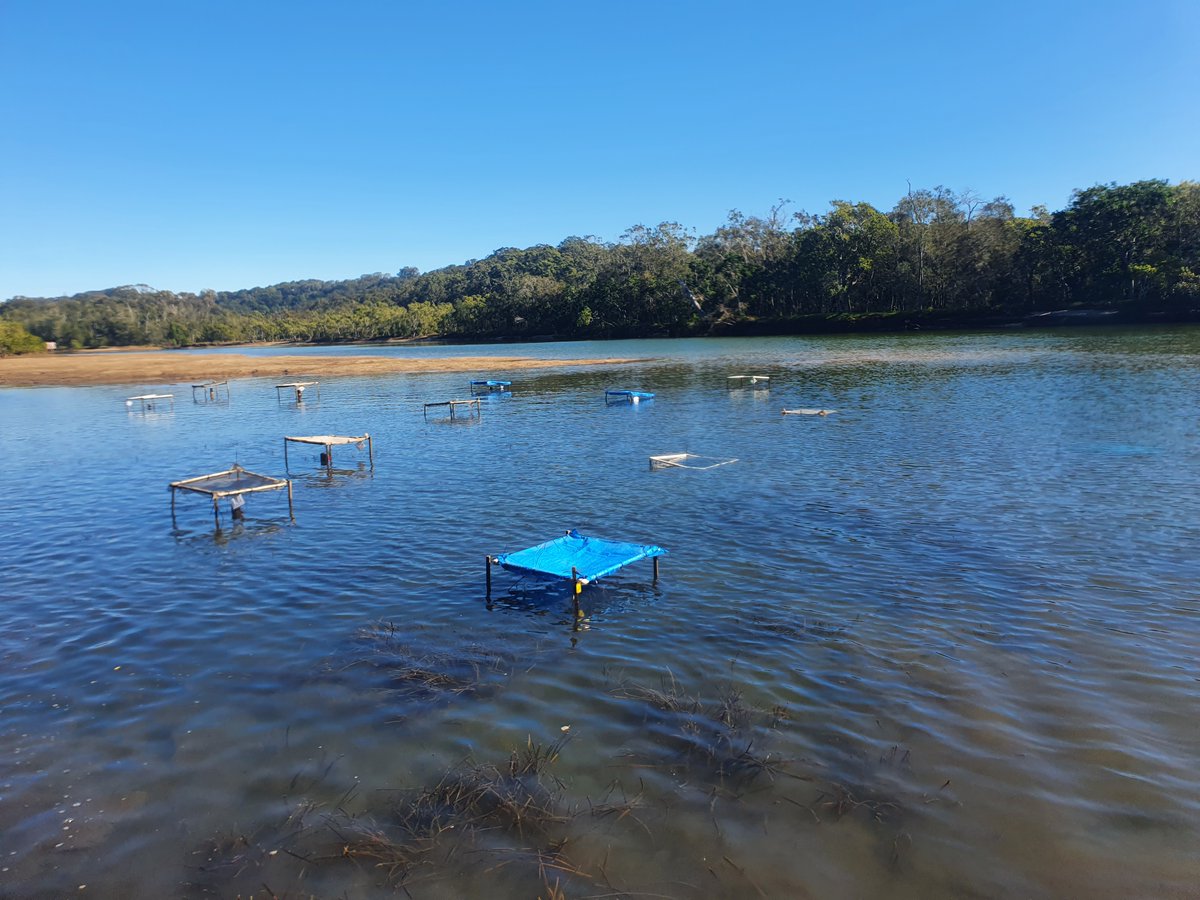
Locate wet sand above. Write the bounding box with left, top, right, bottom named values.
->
left=0, top=351, right=647, bottom=387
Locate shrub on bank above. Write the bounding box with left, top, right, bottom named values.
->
left=0, top=320, right=47, bottom=355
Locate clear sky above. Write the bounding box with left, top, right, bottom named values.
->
left=2, top=0, right=1198, bottom=299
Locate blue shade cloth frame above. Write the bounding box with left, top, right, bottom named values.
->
left=492, top=529, right=666, bottom=584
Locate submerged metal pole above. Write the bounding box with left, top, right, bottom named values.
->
left=283, top=438, right=289, bottom=470
left=367, top=434, right=374, bottom=468
left=212, top=497, right=220, bottom=529
left=485, top=555, right=492, bottom=596
left=653, top=556, right=660, bottom=582
left=287, top=481, right=294, bottom=520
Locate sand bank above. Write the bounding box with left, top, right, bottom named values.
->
left=0, top=352, right=647, bottom=387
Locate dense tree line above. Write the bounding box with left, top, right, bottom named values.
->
left=0, top=320, right=46, bottom=355
left=3, top=180, right=1197, bottom=350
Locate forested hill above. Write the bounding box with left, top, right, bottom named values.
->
left=4, top=180, right=1198, bottom=350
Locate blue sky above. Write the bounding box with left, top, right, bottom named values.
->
left=2, top=0, right=1197, bottom=299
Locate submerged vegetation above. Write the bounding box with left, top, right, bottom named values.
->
left=324, top=620, right=516, bottom=720
left=186, top=662, right=941, bottom=898
left=4, top=180, right=1198, bottom=348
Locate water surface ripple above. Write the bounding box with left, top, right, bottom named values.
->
left=1, top=328, right=1198, bottom=898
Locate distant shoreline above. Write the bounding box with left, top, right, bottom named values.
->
left=0, top=352, right=649, bottom=388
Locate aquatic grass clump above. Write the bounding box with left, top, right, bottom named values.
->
left=323, top=619, right=515, bottom=709
left=187, top=796, right=329, bottom=896
left=813, top=782, right=902, bottom=824
left=188, top=672, right=947, bottom=897
left=792, top=741, right=919, bottom=826
left=333, top=734, right=589, bottom=893
left=609, top=670, right=801, bottom=795
left=585, top=779, right=650, bottom=829
left=747, top=611, right=854, bottom=644
left=187, top=735, right=595, bottom=897
left=777, top=743, right=957, bottom=873
left=609, top=668, right=704, bottom=715
left=321, top=811, right=441, bottom=886
left=391, top=735, right=572, bottom=840
left=606, top=667, right=943, bottom=874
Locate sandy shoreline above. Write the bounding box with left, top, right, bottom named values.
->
left=0, top=352, right=648, bottom=387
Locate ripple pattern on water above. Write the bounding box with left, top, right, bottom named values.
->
left=2, top=328, right=1200, bottom=897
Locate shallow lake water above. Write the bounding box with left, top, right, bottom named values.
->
left=1, top=328, right=1198, bottom=898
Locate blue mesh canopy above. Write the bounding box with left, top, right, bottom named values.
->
left=605, top=389, right=655, bottom=399
left=494, top=529, right=666, bottom=583
left=471, top=380, right=511, bottom=386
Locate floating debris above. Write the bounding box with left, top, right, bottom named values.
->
left=649, top=452, right=737, bottom=471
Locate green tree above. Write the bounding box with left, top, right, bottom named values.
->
left=0, top=320, right=47, bottom=355
left=1051, top=180, right=1174, bottom=307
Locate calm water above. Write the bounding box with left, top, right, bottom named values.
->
left=1, top=329, right=1198, bottom=899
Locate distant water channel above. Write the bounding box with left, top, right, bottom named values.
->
left=1, top=328, right=1198, bottom=898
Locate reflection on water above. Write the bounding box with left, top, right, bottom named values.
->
left=1, top=328, right=1200, bottom=898
left=294, top=465, right=374, bottom=487
left=172, top=520, right=288, bottom=546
